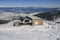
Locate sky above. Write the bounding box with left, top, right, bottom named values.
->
left=0, top=0, right=60, bottom=8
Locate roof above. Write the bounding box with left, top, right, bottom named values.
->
left=27, top=15, right=42, bottom=20
left=21, top=17, right=29, bottom=20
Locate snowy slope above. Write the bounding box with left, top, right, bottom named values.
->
left=0, top=11, right=60, bottom=40
left=0, top=12, right=28, bottom=20
left=0, top=12, right=17, bottom=20
left=0, top=20, right=60, bottom=40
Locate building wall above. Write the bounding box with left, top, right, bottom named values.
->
left=32, top=19, right=43, bottom=26
left=13, top=21, right=20, bottom=26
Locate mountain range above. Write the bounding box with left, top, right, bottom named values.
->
left=0, top=7, right=59, bottom=13
left=34, top=9, right=60, bottom=20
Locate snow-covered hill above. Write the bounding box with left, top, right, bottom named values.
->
left=0, top=12, right=28, bottom=20
left=0, top=10, right=60, bottom=40
left=0, top=20, right=60, bottom=40
left=0, top=12, right=17, bottom=20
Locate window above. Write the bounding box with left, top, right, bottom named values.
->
left=35, top=22, right=38, bottom=25
left=25, top=20, right=29, bottom=22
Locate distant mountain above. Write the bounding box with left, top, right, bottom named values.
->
left=34, top=9, right=60, bottom=20
left=0, top=7, right=59, bottom=13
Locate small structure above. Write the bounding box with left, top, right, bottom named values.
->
left=12, top=16, right=43, bottom=26
left=27, top=15, right=43, bottom=26
left=13, top=20, right=21, bottom=26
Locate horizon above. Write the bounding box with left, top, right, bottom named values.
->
left=0, top=7, right=60, bottom=8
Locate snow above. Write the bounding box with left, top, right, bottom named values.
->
left=0, top=12, right=17, bottom=20
left=29, top=12, right=43, bottom=16
left=54, top=18, right=60, bottom=22
left=0, top=20, right=60, bottom=40
left=0, top=11, right=60, bottom=40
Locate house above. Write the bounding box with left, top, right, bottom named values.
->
left=13, top=16, right=32, bottom=26
left=26, top=15, right=43, bottom=26
left=13, top=15, right=43, bottom=26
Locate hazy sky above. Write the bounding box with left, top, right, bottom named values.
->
left=0, top=0, right=60, bottom=8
